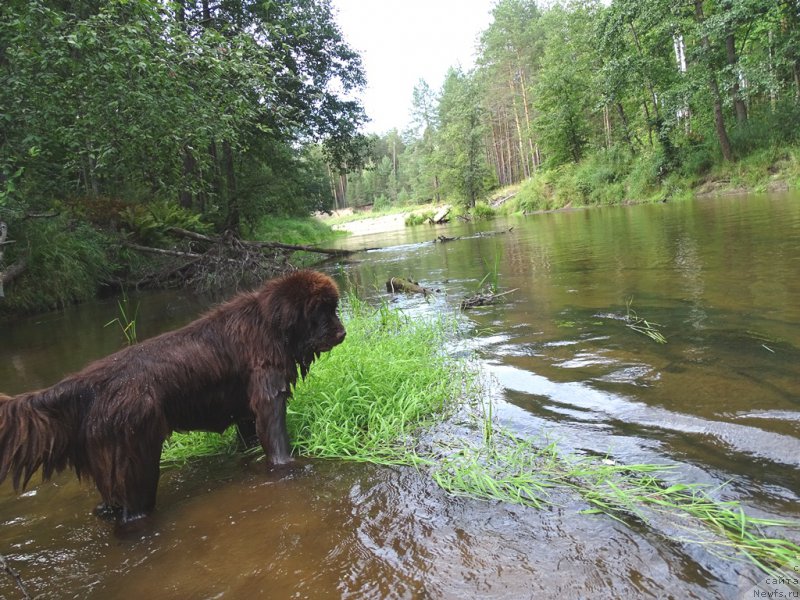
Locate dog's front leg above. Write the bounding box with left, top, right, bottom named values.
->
left=248, top=369, right=292, bottom=466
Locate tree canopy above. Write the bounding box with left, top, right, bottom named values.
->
left=0, top=0, right=367, bottom=232
left=342, top=0, right=800, bottom=209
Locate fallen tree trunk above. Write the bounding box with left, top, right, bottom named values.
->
left=123, top=242, right=208, bottom=261
left=386, top=277, right=435, bottom=295
left=167, top=227, right=361, bottom=256
left=431, top=206, right=451, bottom=224
left=460, top=288, right=518, bottom=310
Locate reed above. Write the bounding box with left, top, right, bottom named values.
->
left=104, top=292, right=140, bottom=346
left=624, top=297, right=667, bottom=344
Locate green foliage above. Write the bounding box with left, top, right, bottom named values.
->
left=728, top=102, right=800, bottom=156
left=235, top=141, right=338, bottom=221
left=514, top=175, right=555, bottom=213
left=405, top=210, right=435, bottom=226
left=372, top=194, right=392, bottom=212
left=437, top=68, right=495, bottom=208
left=120, top=200, right=211, bottom=246
left=0, top=0, right=366, bottom=235
left=1, top=217, right=112, bottom=313
left=341, top=0, right=800, bottom=213
left=470, top=202, right=496, bottom=220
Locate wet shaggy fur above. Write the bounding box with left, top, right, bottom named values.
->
left=0, top=270, right=346, bottom=521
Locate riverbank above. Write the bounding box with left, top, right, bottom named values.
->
left=317, top=145, right=800, bottom=235
left=0, top=214, right=346, bottom=316
left=326, top=210, right=413, bottom=236
left=494, top=144, right=800, bottom=214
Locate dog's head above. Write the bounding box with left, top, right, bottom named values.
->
left=263, top=270, right=346, bottom=363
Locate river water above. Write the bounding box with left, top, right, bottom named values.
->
left=1, top=193, right=799, bottom=598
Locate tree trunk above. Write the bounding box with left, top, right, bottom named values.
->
left=694, top=0, right=734, bottom=161
left=509, top=71, right=529, bottom=179
left=517, top=62, right=537, bottom=175
left=338, top=173, right=347, bottom=207
left=616, top=102, right=642, bottom=151
left=503, top=118, right=516, bottom=183
left=222, top=140, right=240, bottom=233
left=490, top=122, right=505, bottom=186
left=630, top=22, right=660, bottom=122
left=725, top=32, right=748, bottom=122
left=179, top=147, right=197, bottom=209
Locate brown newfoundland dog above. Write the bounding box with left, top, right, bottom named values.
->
left=0, top=270, right=346, bottom=522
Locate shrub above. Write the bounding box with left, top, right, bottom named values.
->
left=515, top=176, right=552, bottom=213
left=471, top=202, right=496, bottom=220
left=372, top=194, right=392, bottom=212
left=2, top=216, right=112, bottom=313
left=405, top=211, right=434, bottom=226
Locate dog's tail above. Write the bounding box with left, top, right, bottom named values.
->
left=0, top=380, right=90, bottom=491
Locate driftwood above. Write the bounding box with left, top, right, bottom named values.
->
left=431, top=206, right=451, bottom=224
left=1, top=553, right=31, bottom=599
left=435, top=235, right=460, bottom=243
left=460, top=288, right=518, bottom=310
left=475, top=227, right=514, bottom=237
left=386, top=277, right=436, bottom=295
left=490, top=192, right=517, bottom=207
left=123, top=227, right=366, bottom=291
left=167, top=228, right=360, bottom=256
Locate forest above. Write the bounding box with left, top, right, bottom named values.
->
left=2, top=0, right=800, bottom=312
left=344, top=0, right=800, bottom=211
left=0, top=0, right=367, bottom=310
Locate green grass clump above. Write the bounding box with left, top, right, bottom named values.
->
left=161, top=427, right=240, bottom=464
left=470, top=202, right=496, bottom=220
left=288, top=297, right=468, bottom=462
left=1, top=216, right=113, bottom=314
left=250, top=215, right=345, bottom=246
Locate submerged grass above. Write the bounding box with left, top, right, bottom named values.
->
left=161, top=294, right=799, bottom=578
left=432, top=423, right=800, bottom=579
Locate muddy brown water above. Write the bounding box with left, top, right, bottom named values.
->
left=2, top=193, right=799, bottom=598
